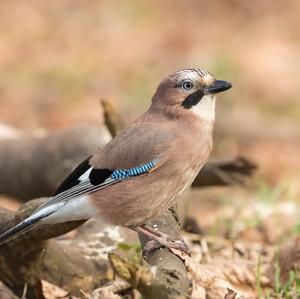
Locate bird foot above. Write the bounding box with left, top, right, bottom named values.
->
left=133, top=224, right=191, bottom=256
left=142, top=240, right=163, bottom=255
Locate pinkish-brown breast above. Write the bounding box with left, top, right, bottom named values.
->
left=90, top=108, right=214, bottom=226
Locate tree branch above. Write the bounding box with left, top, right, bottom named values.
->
left=192, top=156, right=257, bottom=187
left=0, top=124, right=111, bottom=201
left=137, top=209, right=190, bottom=299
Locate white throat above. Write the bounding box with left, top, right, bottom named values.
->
left=191, top=94, right=216, bottom=122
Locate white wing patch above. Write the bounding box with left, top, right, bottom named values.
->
left=78, top=167, right=93, bottom=182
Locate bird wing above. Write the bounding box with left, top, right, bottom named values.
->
left=0, top=117, right=172, bottom=245
left=34, top=155, right=160, bottom=214
left=35, top=114, right=173, bottom=213
left=0, top=156, right=161, bottom=246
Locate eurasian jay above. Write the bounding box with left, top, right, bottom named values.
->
left=0, top=68, right=231, bottom=252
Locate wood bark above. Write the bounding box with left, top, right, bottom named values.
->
left=84, top=209, right=190, bottom=299
left=0, top=198, right=190, bottom=299
left=0, top=197, right=138, bottom=298
left=137, top=209, right=190, bottom=299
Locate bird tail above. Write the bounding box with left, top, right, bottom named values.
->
left=0, top=198, right=65, bottom=246
left=0, top=218, right=38, bottom=246
left=0, top=197, right=89, bottom=245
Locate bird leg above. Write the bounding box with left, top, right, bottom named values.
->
left=132, top=224, right=191, bottom=256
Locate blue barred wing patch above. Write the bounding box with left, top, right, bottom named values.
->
left=111, top=158, right=159, bottom=180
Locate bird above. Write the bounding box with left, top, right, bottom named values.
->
left=0, top=68, right=232, bottom=253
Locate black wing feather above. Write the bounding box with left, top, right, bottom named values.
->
left=54, top=156, right=92, bottom=195
left=54, top=156, right=114, bottom=195
left=89, top=168, right=113, bottom=185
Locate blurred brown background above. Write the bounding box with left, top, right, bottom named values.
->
left=0, top=0, right=299, bottom=242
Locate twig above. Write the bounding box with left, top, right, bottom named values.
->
left=20, top=283, right=27, bottom=299
left=192, top=156, right=257, bottom=187
left=82, top=279, right=130, bottom=299
left=101, top=99, right=126, bottom=137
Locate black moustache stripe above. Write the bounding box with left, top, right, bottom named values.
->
left=181, top=89, right=204, bottom=109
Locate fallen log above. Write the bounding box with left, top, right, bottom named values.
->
left=0, top=197, right=139, bottom=298
left=0, top=198, right=190, bottom=298
left=0, top=124, right=111, bottom=201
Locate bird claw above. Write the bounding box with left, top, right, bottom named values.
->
left=143, top=240, right=163, bottom=255
left=142, top=237, right=191, bottom=257
left=132, top=224, right=191, bottom=256
left=167, top=238, right=191, bottom=256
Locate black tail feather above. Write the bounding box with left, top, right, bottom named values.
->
left=0, top=219, right=38, bottom=246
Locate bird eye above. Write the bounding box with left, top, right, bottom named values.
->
left=181, top=80, right=194, bottom=90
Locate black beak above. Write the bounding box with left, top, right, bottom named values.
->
left=204, top=80, right=232, bottom=95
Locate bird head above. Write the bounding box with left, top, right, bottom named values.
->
left=151, top=68, right=232, bottom=122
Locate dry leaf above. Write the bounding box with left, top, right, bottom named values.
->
left=224, top=288, right=237, bottom=299
left=35, top=280, right=79, bottom=299
left=86, top=279, right=131, bottom=299
left=93, top=289, right=121, bottom=299
left=0, top=281, right=19, bottom=299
